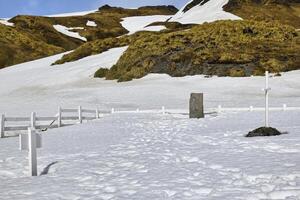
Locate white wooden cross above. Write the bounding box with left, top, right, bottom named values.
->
left=263, top=71, right=271, bottom=127
left=19, top=128, right=42, bottom=176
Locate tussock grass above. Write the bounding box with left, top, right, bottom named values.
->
left=224, top=0, right=300, bottom=28
left=0, top=5, right=178, bottom=69
left=102, top=20, right=300, bottom=82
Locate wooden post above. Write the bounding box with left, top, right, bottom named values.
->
left=189, top=93, right=204, bottom=119
left=58, top=107, right=62, bottom=127
left=1, top=114, right=5, bottom=138
left=96, top=108, right=99, bottom=119
left=78, top=106, right=82, bottom=124
left=31, top=112, right=36, bottom=129
left=28, top=128, right=37, bottom=176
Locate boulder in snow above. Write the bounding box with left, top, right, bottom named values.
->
left=246, top=127, right=283, bottom=137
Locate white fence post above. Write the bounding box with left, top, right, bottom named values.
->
left=28, top=128, right=37, bottom=176
left=111, top=108, right=115, bottom=114
left=96, top=108, right=99, bottom=119
left=31, top=112, right=36, bottom=129
left=283, top=104, right=287, bottom=111
left=136, top=108, right=140, bottom=113
left=250, top=106, right=254, bottom=112
left=78, top=106, right=82, bottom=124
left=218, top=105, right=222, bottom=113
left=1, top=114, right=5, bottom=138
left=162, top=106, right=165, bottom=115
left=58, top=107, right=62, bottom=127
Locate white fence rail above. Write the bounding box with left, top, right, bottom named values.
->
left=0, top=106, right=105, bottom=138
left=214, top=104, right=300, bottom=113
left=109, top=105, right=300, bottom=114
left=2, top=104, right=300, bottom=138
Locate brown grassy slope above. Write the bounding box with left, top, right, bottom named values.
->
left=101, top=20, right=299, bottom=82
left=8, top=5, right=178, bottom=45
left=0, top=5, right=178, bottom=69
left=0, top=24, right=63, bottom=69
left=10, top=15, right=84, bottom=50
left=224, top=0, right=300, bottom=28
left=51, top=5, right=178, bottom=42
left=52, top=22, right=191, bottom=65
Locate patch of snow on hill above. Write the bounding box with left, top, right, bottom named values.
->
left=121, top=15, right=171, bottom=34
left=86, top=20, right=97, bottom=27
left=47, top=10, right=97, bottom=17
left=170, top=0, right=241, bottom=24
left=53, top=25, right=87, bottom=41
left=0, top=55, right=300, bottom=116
left=0, top=18, right=14, bottom=26
left=143, top=25, right=166, bottom=32
left=0, top=47, right=128, bottom=93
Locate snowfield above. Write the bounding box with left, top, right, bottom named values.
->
left=86, top=20, right=97, bottom=27
left=46, top=10, right=98, bottom=17
left=53, top=25, right=87, bottom=41
left=0, top=45, right=300, bottom=116
left=0, top=18, right=14, bottom=26
left=0, top=46, right=300, bottom=200
left=0, top=111, right=300, bottom=199
left=121, top=15, right=171, bottom=34
left=170, top=0, right=241, bottom=24
left=0, top=2, right=300, bottom=199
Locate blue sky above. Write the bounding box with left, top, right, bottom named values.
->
left=0, top=0, right=186, bottom=18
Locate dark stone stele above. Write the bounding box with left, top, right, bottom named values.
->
left=189, top=93, right=204, bottom=119
left=246, top=127, right=283, bottom=137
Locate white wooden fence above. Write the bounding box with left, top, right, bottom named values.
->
left=215, top=104, right=300, bottom=112
left=1, top=104, right=300, bottom=138
left=0, top=106, right=106, bottom=138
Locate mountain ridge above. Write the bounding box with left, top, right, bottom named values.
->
left=0, top=5, right=177, bottom=69
left=0, top=0, right=299, bottom=81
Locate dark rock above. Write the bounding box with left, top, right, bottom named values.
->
left=275, top=73, right=282, bottom=77
left=183, top=0, right=210, bottom=13
left=99, top=4, right=112, bottom=10
left=246, top=127, right=283, bottom=137
left=138, top=5, right=179, bottom=13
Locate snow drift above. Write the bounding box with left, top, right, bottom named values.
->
left=170, top=0, right=241, bottom=24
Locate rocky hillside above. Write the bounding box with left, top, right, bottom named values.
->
left=0, top=5, right=177, bottom=69
left=224, top=0, right=300, bottom=28
left=52, top=22, right=192, bottom=65
left=1, top=0, right=300, bottom=81
left=98, top=20, right=300, bottom=82
left=170, top=0, right=300, bottom=27
left=0, top=24, right=63, bottom=68
left=91, top=0, right=300, bottom=81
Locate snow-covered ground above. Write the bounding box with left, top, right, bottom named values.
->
left=0, top=18, right=14, bottom=26
left=121, top=15, right=171, bottom=34
left=53, top=25, right=87, bottom=41
left=1, top=2, right=300, bottom=199
left=46, top=10, right=98, bottom=17
left=86, top=20, right=97, bottom=27
left=170, top=0, right=241, bottom=24
left=0, top=45, right=300, bottom=117
left=0, top=111, right=300, bottom=199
